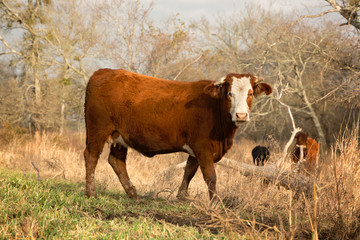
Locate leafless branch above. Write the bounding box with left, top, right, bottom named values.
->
left=31, top=162, right=42, bottom=181
left=288, top=9, right=340, bottom=31
left=0, top=34, right=22, bottom=56
left=302, top=78, right=351, bottom=108
left=273, top=86, right=302, bottom=167
left=325, top=0, right=360, bottom=29
left=293, top=145, right=306, bottom=173
left=173, top=54, right=202, bottom=80
left=1, top=0, right=40, bottom=36
left=159, top=157, right=317, bottom=196
left=289, top=0, right=360, bottom=30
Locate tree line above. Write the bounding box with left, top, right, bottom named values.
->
left=0, top=0, right=359, bottom=148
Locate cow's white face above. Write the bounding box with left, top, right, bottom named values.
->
left=203, top=73, right=272, bottom=127
left=228, top=76, right=253, bottom=126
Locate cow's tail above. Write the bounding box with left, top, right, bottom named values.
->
left=84, top=80, right=91, bottom=146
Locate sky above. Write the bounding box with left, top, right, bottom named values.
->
left=142, top=0, right=335, bottom=23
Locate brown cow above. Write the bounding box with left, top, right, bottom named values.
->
left=84, top=69, right=272, bottom=200
left=291, top=132, right=319, bottom=172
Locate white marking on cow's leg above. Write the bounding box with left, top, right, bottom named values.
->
left=182, top=144, right=195, bottom=157
left=113, top=134, right=129, bottom=148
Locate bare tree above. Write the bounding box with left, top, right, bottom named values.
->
left=93, top=0, right=198, bottom=81
left=0, top=0, right=358, bottom=143
left=325, top=0, right=360, bottom=30
left=144, top=15, right=200, bottom=80
left=0, top=0, right=52, bottom=136
left=195, top=5, right=359, bottom=146
left=289, top=0, right=359, bottom=31
left=93, top=0, right=154, bottom=73
left=0, top=0, right=101, bottom=133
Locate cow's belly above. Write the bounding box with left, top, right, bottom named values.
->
left=110, top=129, right=192, bottom=157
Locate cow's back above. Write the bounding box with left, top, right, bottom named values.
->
left=86, top=68, right=207, bottom=112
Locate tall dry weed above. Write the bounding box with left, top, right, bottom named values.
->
left=318, top=124, right=360, bottom=239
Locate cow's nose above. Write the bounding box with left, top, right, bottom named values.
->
left=236, top=113, right=248, bottom=121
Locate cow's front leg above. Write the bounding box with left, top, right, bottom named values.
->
left=197, top=153, right=217, bottom=201
left=177, top=155, right=199, bottom=199
left=108, top=144, right=137, bottom=198
left=200, top=163, right=217, bottom=201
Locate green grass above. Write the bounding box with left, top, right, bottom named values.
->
left=0, top=168, right=244, bottom=239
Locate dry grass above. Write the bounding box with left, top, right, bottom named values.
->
left=0, top=127, right=359, bottom=239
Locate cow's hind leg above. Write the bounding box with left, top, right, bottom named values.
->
left=108, top=144, right=137, bottom=198
left=255, top=156, right=260, bottom=166
left=84, top=141, right=105, bottom=198
left=260, top=154, right=265, bottom=166
left=177, top=156, right=199, bottom=199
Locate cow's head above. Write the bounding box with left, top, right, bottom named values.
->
left=295, top=132, right=309, bottom=146
left=204, top=73, right=272, bottom=126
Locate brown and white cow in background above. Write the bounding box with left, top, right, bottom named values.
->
left=291, top=132, right=320, bottom=173
left=84, top=69, right=272, bottom=200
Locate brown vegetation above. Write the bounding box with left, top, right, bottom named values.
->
left=0, top=127, right=359, bottom=238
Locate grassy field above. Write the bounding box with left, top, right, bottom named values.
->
left=0, top=127, right=359, bottom=239
left=1, top=168, right=242, bottom=239
left=1, top=168, right=248, bottom=239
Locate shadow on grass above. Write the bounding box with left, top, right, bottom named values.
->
left=97, top=205, right=219, bottom=234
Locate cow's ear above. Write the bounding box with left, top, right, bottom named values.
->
left=204, top=83, right=222, bottom=99
left=253, top=82, right=272, bottom=96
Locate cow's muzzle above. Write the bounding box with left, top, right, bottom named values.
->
left=236, top=113, right=248, bottom=122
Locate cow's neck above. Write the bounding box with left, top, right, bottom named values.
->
left=211, top=98, right=238, bottom=159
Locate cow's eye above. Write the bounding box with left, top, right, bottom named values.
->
left=249, top=92, right=253, bottom=97
left=228, top=92, right=232, bottom=97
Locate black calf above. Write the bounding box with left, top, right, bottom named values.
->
left=251, top=145, right=270, bottom=166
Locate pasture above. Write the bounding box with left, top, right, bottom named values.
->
left=0, top=129, right=359, bottom=239
left=0, top=0, right=359, bottom=239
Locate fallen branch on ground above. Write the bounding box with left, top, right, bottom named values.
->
left=160, top=157, right=316, bottom=197
left=218, top=157, right=315, bottom=196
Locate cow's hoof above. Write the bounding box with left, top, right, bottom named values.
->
left=127, top=194, right=138, bottom=199
left=209, top=195, right=222, bottom=208
left=176, top=191, right=189, bottom=200
left=86, top=192, right=97, bottom=198
left=126, top=188, right=138, bottom=199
